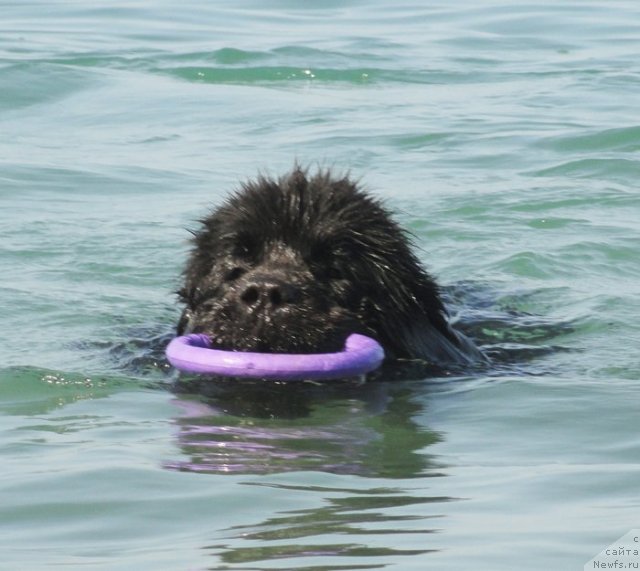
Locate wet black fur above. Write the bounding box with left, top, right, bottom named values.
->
left=176, top=168, right=482, bottom=366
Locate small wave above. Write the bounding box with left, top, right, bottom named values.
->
left=162, top=65, right=379, bottom=85
left=0, top=62, right=102, bottom=111
left=527, top=157, right=640, bottom=180
left=538, top=125, right=640, bottom=153
left=0, top=366, right=135, bottom=416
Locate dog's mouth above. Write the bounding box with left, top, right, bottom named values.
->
left=189, top=305, right=361, bottom=355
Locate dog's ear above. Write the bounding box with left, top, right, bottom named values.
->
left=405, top=276, right=486, bottom=365
left=367, top=274, right=483, bottom=365
left=398, top=314, right=484, bottom=366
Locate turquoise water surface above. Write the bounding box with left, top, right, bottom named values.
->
left=1, top=2, right=640, bottom=570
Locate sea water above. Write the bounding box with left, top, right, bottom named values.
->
left=1, top=1, right=639, bottom=569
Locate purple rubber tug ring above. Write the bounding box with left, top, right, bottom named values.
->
left=166, top=333, right=385, bottom=380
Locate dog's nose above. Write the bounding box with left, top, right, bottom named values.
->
left=239, top=278, right=299, bottom=309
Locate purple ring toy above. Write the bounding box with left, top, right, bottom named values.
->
left=166, top=333, right=384, bottom=380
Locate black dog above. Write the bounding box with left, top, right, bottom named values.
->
left=176, top=168, right=483, bottom=368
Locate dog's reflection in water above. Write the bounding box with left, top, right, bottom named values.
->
left=165, top=376, right=441, bottom=477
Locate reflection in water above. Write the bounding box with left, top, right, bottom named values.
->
left=166, top=378, right=442, bottom=478
left=166, top=378, right=457, bottom=568
left=214, top=483, right=449, bottom=567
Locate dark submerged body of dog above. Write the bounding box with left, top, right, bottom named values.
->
left=177, top=168, right=483, bottom=368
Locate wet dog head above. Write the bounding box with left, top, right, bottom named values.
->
left=177, top=168, right=455, bottom=359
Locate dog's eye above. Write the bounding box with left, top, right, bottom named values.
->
left=225, top=267, right=246, bottom=282
left=234, top=244, right=251, bottom=258
left=232, top=235, right=259, bottom=260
